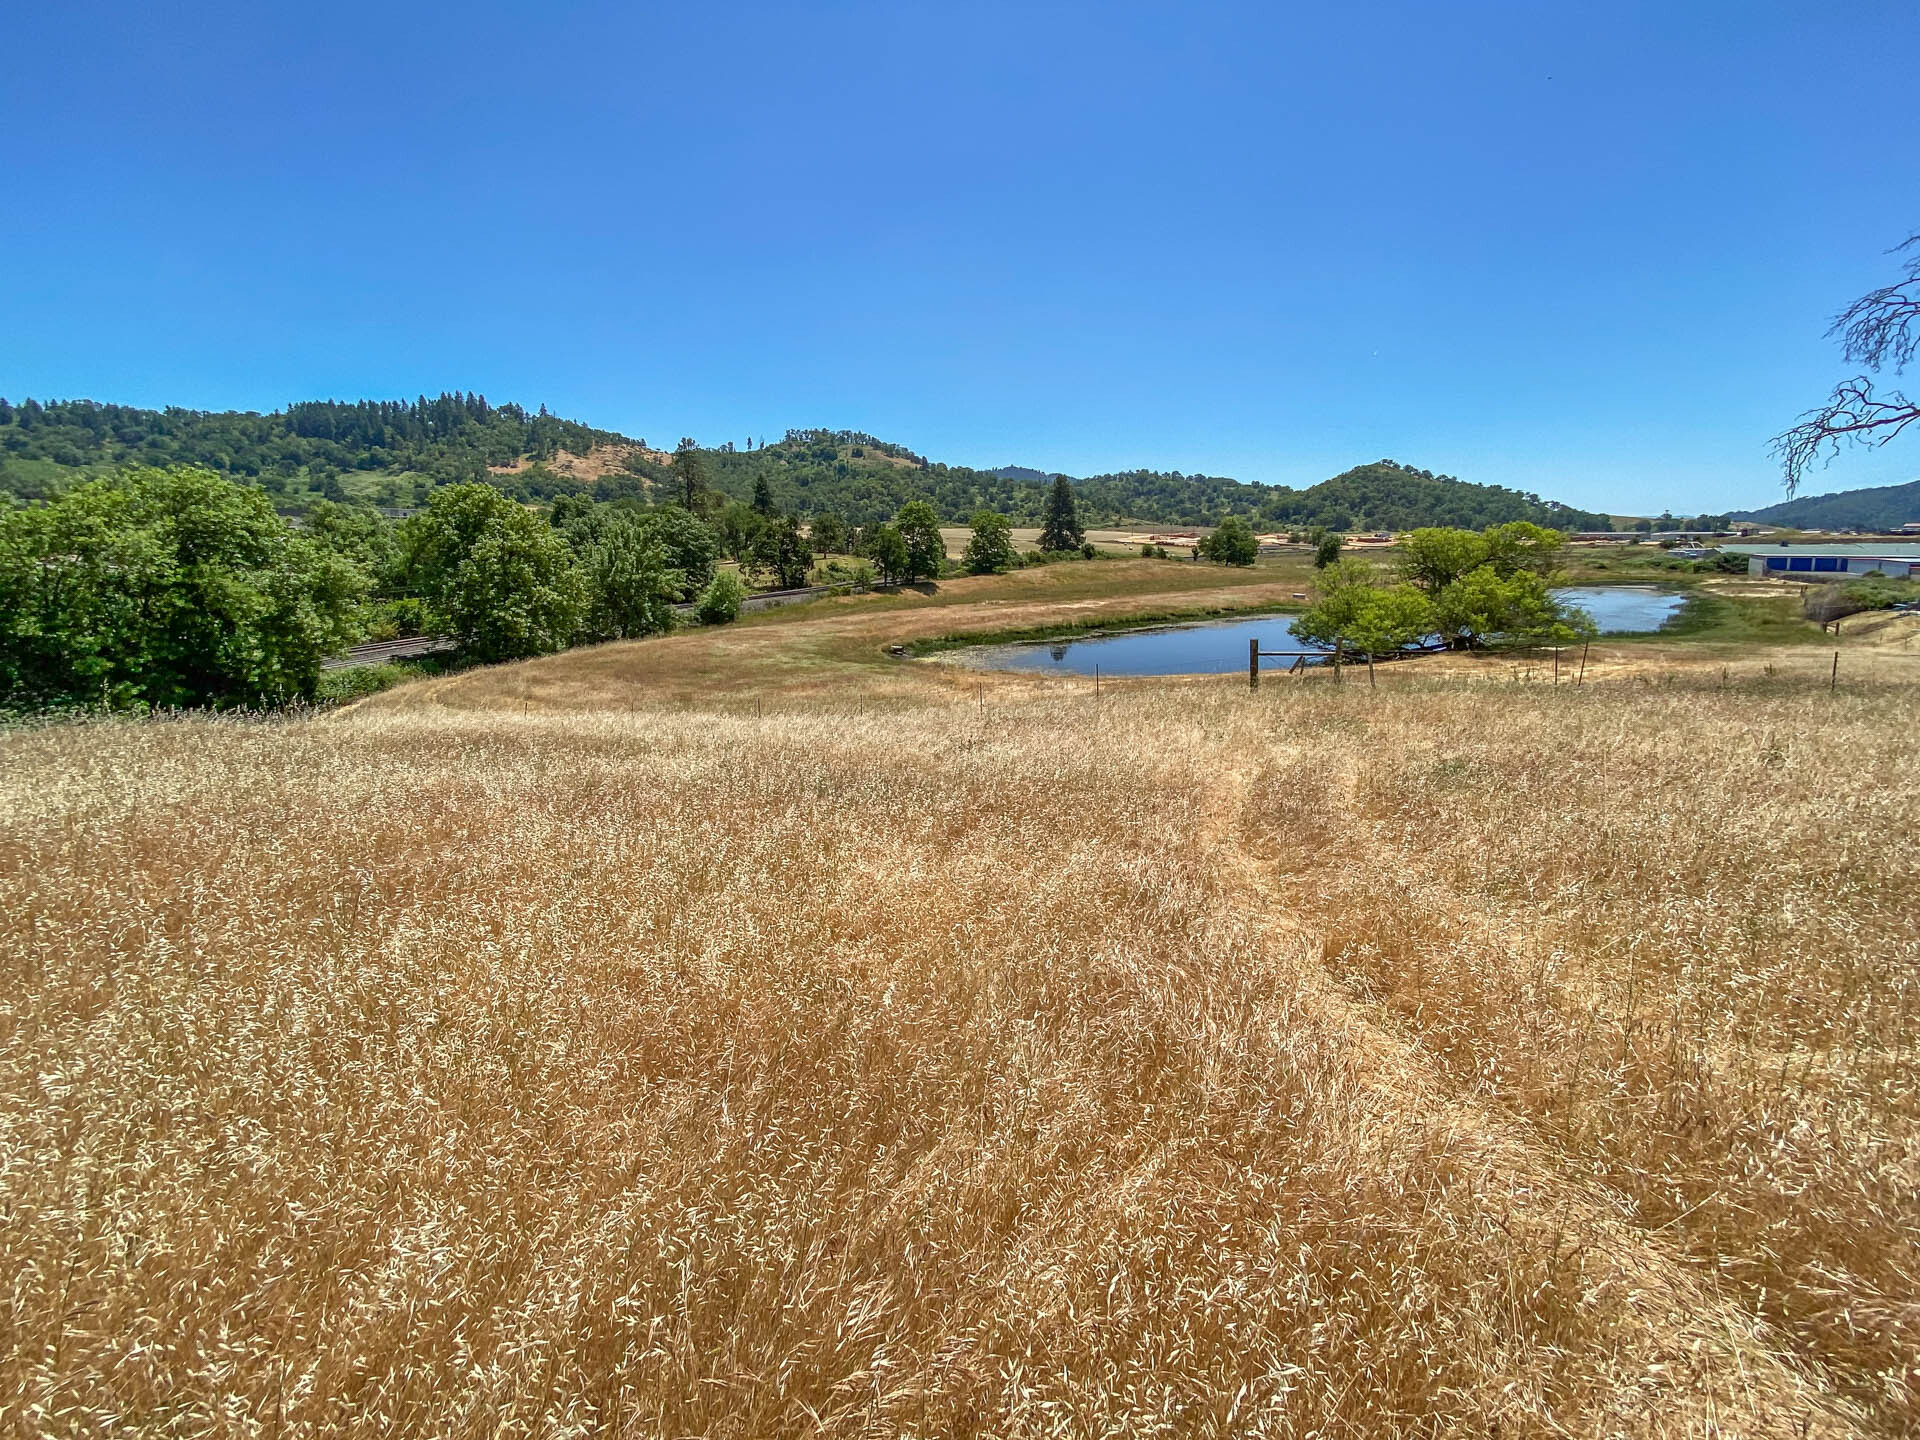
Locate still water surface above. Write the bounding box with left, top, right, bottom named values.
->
left=970, top=586, right=1685, bottom=677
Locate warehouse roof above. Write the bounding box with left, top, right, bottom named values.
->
left=1720, top=542, right=1920, bottom=559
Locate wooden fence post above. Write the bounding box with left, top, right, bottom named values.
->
left=1249, top=637, right=1259, bottom=691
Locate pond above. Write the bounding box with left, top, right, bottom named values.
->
left=967, top=586, right=1686, bottom=677
left=1554, top=586, right=1686, bottom=635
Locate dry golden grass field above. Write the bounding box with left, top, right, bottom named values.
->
left=4, top=567, right=1918, bottom=1437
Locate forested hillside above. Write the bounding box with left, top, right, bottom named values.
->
left=1, top=396, right=1612, bottom=530
left=699, top=436, right=1612, bottom=530
left=0, top=394, right=632, bottom=507
left=1731, top=477, right=1920, bottom=532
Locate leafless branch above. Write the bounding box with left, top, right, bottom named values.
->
left=1777, top=232, right=1920, bottom=493
left=1829, top=233, right=1920, bottom=374
left=1772, top=376, right=1920, bottom=495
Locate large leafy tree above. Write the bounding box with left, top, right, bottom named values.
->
left=862, top=522, right=911, bottom=585
left=1198, top=515, right=1258, bottom=565
left=1037, top=475, right=1084, bottom=552
left=808, top=510, right=851, bottom=555
left=1432, top=567, right=1591, bottom=648
left=748, top=514, right=815, bottom=589
left=637, top=505, right=720, bottom=598
left=1393, top=523, right=1585, bottom=648
left=0, top=466, right=364, bottom=708
left=963, top=509, right=1016, bottom=574
left=582, top=518, right=682, bottom=641
left=400, top=483, right=586, bottom=661
left=894, top=501, right=945, bottom=582
left=1295, top=559, right=1437, bottom=656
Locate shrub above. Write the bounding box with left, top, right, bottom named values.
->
left=696, top=570, right=749, bottom=625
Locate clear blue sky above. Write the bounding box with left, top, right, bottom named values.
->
left=4, top=1, right=1916, bottom=515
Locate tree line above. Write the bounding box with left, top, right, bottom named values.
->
left=0, top=393, right=628, bottom=503
left=0, top=468, right=744, bottom=711
left=4, top=395, right=1626, bottom=532
left=0, top=462, right=1128, bottom=711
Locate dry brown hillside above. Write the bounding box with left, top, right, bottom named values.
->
left=4, top=609, right=1916, bottom=1436
left=489, top=440, right=668, bottom=485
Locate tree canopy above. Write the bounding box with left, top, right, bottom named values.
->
left=399, top=484, right=587, bottom=662
left=0, top=466, right=364, bottom=708
left=963, top=510, right=1017, bottom=575
left=2, top=397, right=1617, bottom=532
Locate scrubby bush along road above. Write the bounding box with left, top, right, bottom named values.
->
left=4, top=639, right=1916, bottom=1436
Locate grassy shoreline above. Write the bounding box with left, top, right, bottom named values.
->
left=906, top=597, right=1309, bottom=657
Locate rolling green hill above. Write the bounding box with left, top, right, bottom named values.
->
left=1731, top=477, right=1920, bottom=532
left=0, top=394, right=635, bottom=508
left=0, top=396, right=1612, bottom=531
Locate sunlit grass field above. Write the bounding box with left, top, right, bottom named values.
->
left=4, top=578, right=1918, bottom=1436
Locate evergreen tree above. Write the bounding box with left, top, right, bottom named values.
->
left=1038, top=475, right=1084, bottom=552
left=751, top=475, right=775, bottom=515
left=673, top=439, right=708, bottom=511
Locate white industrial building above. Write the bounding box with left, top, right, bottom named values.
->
left=1720, top=542, right=1920, bottom=579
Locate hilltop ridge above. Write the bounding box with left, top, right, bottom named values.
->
left=1731, top=476, right=1920, bottom=532
left=0, top=394, right=1612, bottom=530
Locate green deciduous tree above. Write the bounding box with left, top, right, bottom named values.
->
left=1398, top=527, right=1491, bottom=593
left=862, top=522, right=911, bottom=585
left=400, top=483, right=586, bottom=661
left=1295, top=560, right=1437, bottom=657
left=808, top=510, right=850, bottom=555
left=638, top=505, right=720, bottom=598
left=895, top=501, right=945, bottom=582
left=1038, top=475, right=1084, bottom=552
left=748, top=514, right=815, bottom=589
left=1432, top=567, right=1593, bottom=649
left=963, top=509, right=1016, bottom=574
left=1313, top=531, right=1345, bottom=568
left=1198, top=515, right=1258, bottom=565
left=583, top=519, right=682, bottom=641
left=0, top=466, right=365, bottom=709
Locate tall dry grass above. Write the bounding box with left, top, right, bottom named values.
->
left=1, top=671, right=1914, bottom=1436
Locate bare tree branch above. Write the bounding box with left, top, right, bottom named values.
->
left=1830, top=233, right=1920, bottom=374
left=1772, top=376, right=1920, bottom=495
left=1777, top=232, right=1920, bottom=494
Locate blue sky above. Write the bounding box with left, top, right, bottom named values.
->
left=4, top=1, right=1916, bottom=514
